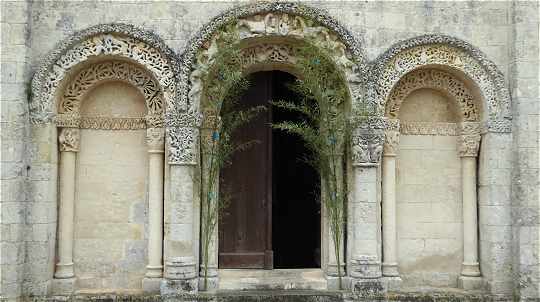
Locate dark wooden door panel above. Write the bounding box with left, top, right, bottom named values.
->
left=219, top=72, right=272, bottom=269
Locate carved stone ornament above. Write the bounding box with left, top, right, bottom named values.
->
left=351, top=128, right=384, bottom=166
left=31, top=24, right=176, bottom=125
left=400, top=122, right=458, bottom=136
left=60, top=61, right=164, bottom=117
left=167, top=111, right=203, bottom=165
left=458, top=122, right=481, bottom=157
left=178, top=3, right=365, bottom=118
left=387, top=69, right=479, bottom=122
left=58, top=128, right=80, bottom=152
left=383, top=119, right=400, bottom=156
left=147, top=127, right=165, bottom=152
left=371, top=35, right=512, bottom=133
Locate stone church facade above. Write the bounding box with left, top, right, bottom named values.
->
left=1, top=1, right=538, bottom=301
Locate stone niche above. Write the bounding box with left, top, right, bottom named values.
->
left=74, top=81, right=148, bottom=291
left=396, top=87, right=463, bottom=288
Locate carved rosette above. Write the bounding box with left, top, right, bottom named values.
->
left=458, top=122, right=481, bottom=157
left=58, top=128, right=80, bottom=152
left=147, top=128, right=165, bottom=153
left=383, top=119, right=400, bottom=156
left=168, top=111, right=203, bottom=165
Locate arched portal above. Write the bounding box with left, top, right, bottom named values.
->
left=168, top=3, right=364, bottom=291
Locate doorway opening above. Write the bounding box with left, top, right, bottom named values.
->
left=218, top=70, right=320, bottom=269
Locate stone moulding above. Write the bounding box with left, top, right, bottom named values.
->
left=176, top=1, right=365, bottom=113
left=30, top=23, right=179, bottom=125
left=370, top=34, right=512, bottom=133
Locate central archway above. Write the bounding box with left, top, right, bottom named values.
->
left=173, top=3, right=365, bottom=290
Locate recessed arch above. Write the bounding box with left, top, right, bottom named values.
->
left=371, top=34, right=512, bottom=133
left=30, top=23, right=177, bottom=125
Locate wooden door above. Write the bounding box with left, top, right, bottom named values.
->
left=219, top=72, right=273, bottom=269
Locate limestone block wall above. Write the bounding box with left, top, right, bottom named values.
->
left=0, top=0, right=538, bottom=300
left=508, top=2, right=540, bottom=299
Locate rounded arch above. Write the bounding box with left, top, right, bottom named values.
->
left=371, top=34, right=511, bottom=133
left=176, top=1, right=365, bottom=114
left=30, top=23, right=178, bottom=125
left=386, top=68, right=480, bottom=122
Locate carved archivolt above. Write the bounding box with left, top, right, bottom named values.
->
left=60, top=61, right=163, bottom=116
left=387, top=69, right=479, bottom=122
left=181, top=9, right=361, bottom=115
left=372, top=36, right=511, bottom=132
left=31, top=28, right=175, bottom=126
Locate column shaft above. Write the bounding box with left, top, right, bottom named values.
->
left=382, top=155, right=398, bottom=276
left=146, top=151, right=164, bottom=277
left=55, top=150, right=76, bottom=278
left=461, top=156, right=480, bottom=276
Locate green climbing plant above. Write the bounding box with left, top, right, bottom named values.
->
left=271, top=42, right=364, bottom=290
left=198, top=29, right=265, bottom=291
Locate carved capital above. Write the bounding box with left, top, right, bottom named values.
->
left=458, top=122, right=481, bottom=157
left=58, top=127, right=80, bottom=152
left=351, top=128, right=384, bottom=166
left=384, top=119, right=400, bottom=156
left=147, top=127, right=165, bottom=153
left=168, top=126, right=199, bottom=165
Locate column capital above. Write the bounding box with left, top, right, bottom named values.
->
left=351, top=129, right=384, bottom=166
left=383, top=119, right=400, bottom=157
left=458, top=122, right=481, bottom=157
left=58, top=127, right=80, bottom=152
left=167, top=110, right=202, bottom=165
left=147, top=127, right=165, bottom=153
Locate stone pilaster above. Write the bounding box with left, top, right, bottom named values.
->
left=349, top=117, right=385, bottom=294
left=162, top=111, right=201, bottom=294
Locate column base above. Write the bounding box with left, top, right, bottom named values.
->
left=461, top=262, right=481, bottom=277
left=142, top=277, right=162, bottom=293
left=160, top=278, right=198, bottom=295
left=54, top=263, right=74, bottom=279
left=458, top=275, right=483, bottom=290
left=52, top=277, right=76, bottom=295
left=351, top=278, right=384, bottom=296
left=381, top=276, right=402, bottom=292
left=382, top=262, right=399, bottom=277
left=145, top=265, right=163, bottom=278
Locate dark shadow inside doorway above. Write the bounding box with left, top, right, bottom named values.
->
left=271, top=71, right=320, bottom=269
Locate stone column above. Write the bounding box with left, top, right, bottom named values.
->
left=457, top=122, right=483, bottom=290
left=198, top=116, right=220, bottom=291
left=161, top=113, right=201, bottom=295
left=143, top=127, right=165, bottom=292
left=53, top=127, right=79, bottom=293
left=348, top=119, right=384, bottom=294
left=381, top=120, right=400, bottom=283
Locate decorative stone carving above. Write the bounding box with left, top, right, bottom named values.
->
left=31, top=24, right=176, bottom=125
left=168, top=110, right=202, bottom=165
left=387, top=69, right=479, bottom=122
left=383, top=119, right=400, bottom=156
left=371, top=35, right=512, bottom=133
left=458, top=122, right=481, bottom=157
left=60, top=61, right=164, bottom=117
left=178, top=3, right=365, bottom=116
left=58, top=128, right=80, bottom=152
left=352, top=128, right=384, bottom=166
left=55, top=113, right=81, bottom=128
left=79, top=117, right=147, bottom=130
left=400, top=122, right=458, bottom=136
left=146, top=128, right=165, bottom=152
